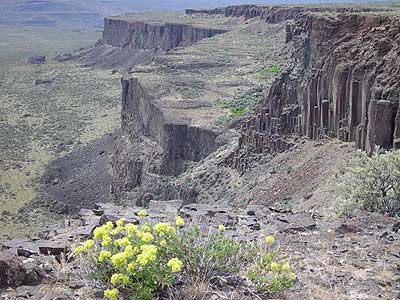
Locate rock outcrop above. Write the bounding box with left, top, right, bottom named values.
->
left=103, top=17, right=227, bottom=51
left=74, top=16, right=227, bottom=69
left=224, top=5, right=392, bottom=24
left=28, top=56, right=46, bottom=65
left=112, top=78, right=224, bottom=202
left=227, top=13, right=400, bottom=171
left=185, top=8, right=225, bottom=15
left=1, top=201, right=399, bottom=299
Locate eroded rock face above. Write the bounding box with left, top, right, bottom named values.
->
left=103, top=18, right=227, bottom=51
left=185, top=8, right=225, bottom=15
left=111, top=78, right=223, bottom=202
left=227, top=13, right=400, bottom=170
left=224, top=5, right=392, bottom=24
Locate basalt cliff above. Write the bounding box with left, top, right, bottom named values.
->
left=226, top=11, right=400, bottom=171
left=2, top=4, right=400, bottom=300
left=110, top=6, right=400, bottom=202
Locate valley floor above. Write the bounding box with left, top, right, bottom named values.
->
left=0, top=26, right=120, bottom=239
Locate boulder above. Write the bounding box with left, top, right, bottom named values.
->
left=0, top=250, right=26, bottom=288
left=148, top=200, right=183, bottom=215
left=28, top=56, right=46, bottom=64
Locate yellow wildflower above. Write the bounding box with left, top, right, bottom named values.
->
left=111, top=252, right=127, bottom=268
left=138, top=210, right=146, bottom=217
left=167, top=258, right=183, bottom=273
left=110, top=273, right=129, bottom=286
left=136, top=245, right=157, bottom=266
left=105, top=221, right=114, bottom=230
left=218, top=225, right=225, bottom=232
left=73, top=245, right=84, bottom=255
left=127, top=262, right=136, bottom=272
left=83, top=240, right=94, bottom=250
left=104, top=288, right=118, bottom=300
left=93, top=226, right=107, bottom=240
left=124, top=223, right=138, bottom=235
left=265, top=235, right=275, bottom=244
left=124, top=245, right=135, bottom=258
left=116, top=218, right=126, bottom=227
left=98, top=250, right=112, bottom=263
left=271, top=262, right=280, bottom=272
left=101, top=235, right=112, bottom=247
left=111, top=226, right=123, bottom=236
left=114, top=237, right=131, bottom=248
left=154, top=222, right=175, bottom=235
left=289, top=272, right=297, bottom=280
left=141, top=224, right=151, bottom=232
left=281, top=263, right=290, bottom=272
left=175, top=216, right=185, bottom=227
left=160, top=240, right=167, bottom=247
left=141, top=232, right=154, bottom=242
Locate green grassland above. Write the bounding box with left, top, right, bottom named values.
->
left=0, top=26, right=121, bottom=240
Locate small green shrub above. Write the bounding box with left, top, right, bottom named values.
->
left=216, top=87, right=264, bottom=124
left=258, top=65, right=281, bottom=79
left=332, top=149, right=400, bottom=217
left=74, top=213, right=296, bottom=300
left=247, top=236, right=296, bottom=293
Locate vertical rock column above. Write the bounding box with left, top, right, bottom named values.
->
left=366, top=100, right=394, bottom=155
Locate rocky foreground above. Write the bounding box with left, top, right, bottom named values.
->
left=1, top=200, right=399, bottom=299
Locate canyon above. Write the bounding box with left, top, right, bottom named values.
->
left=1, top=3, right=400, bottom=300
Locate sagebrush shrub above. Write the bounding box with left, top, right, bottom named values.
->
left=74, top=212, right=296, bottom=299
left=332, top=149, right=400, bottom=216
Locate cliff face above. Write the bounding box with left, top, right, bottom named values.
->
left=224, top=5, right=392, bottom=24
left=103, top=18, right=227, bottom=51
left=226, top=13, right=400, bottom=171
left=112, top=78, right=222, bottom=202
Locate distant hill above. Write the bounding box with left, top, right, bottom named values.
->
left=0, top=0, right=389, bottom=29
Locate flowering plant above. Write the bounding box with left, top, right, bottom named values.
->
left=74, top=213, right=296, bottom=299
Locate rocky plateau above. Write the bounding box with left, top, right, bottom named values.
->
left=1, top=3, right=400, bottom=300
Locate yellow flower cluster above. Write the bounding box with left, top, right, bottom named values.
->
left=265, top=235, right=275, bottom=244
left=140, top=232, right=154, bottom=242
left=175, top=216, right=185, bottom=227
left=93, top=221, right=114, bottom=240
left=104, top=288, right=118, bottom=300
left=136, top=244, right=157, bottom=266
left=153, top=222, right=176, bottom=235
left=75, top=215, right=188, bottom=300
left=111, top=252, right=128, bottom=268
left=271, top=262, right=296, bottom=281
left=98, top=250, right=112, bottom=262
left=110, top=273, right=129, bottom=286
left=114, top=237, right=131, bottom=248
left=262, top=236, right=297, bottom=281
left=167, top=258, right=183, bottom=273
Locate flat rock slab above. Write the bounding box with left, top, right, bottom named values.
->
left=275, top=212, right=317, bottom=233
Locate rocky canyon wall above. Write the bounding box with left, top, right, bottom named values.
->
left=227, top=13, right=400, bottom=171
left=103, top=18, right=227, bottom=51
left=112, top=78, right=222, bottom=202
left=224, top=5, right=392, bottom=24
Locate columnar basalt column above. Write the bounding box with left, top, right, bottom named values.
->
left=366, top=100, right=394, bottom=155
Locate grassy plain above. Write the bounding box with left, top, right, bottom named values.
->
left=0, top=26, right=121, bottom=240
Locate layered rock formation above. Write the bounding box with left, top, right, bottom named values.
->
left=75, top=15, right=228, bottom=69
left=227, top=12, right=400, bottom=171
left=103, top=17, right=227, bottom=51
left=112, top=78, right=224, bottom=202
left=185, top=8, right=225, bottom=15
left=224, top=5, right=392, bottom=24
